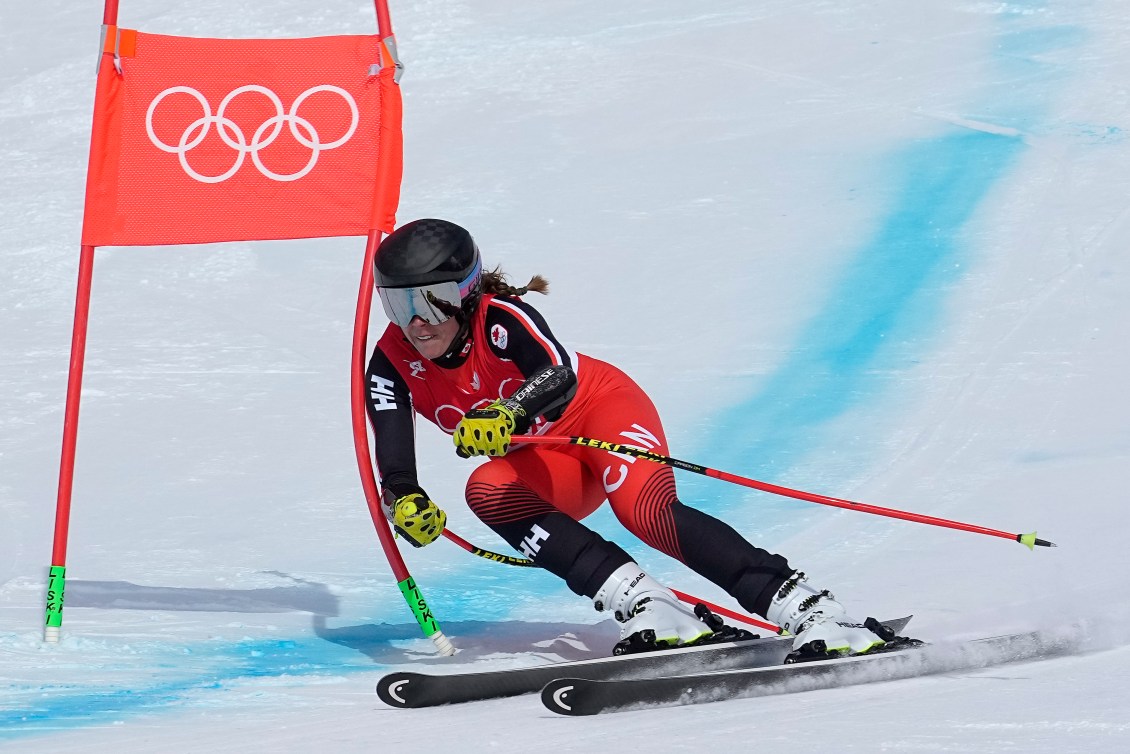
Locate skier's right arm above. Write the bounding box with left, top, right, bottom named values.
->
left=365, top=347, right=445, bottom=547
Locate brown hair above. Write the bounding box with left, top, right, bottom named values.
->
left=481, top=265, right=549, bottom=298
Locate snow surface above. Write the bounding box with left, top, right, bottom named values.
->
left=3, top=0, right=1130, bottom=750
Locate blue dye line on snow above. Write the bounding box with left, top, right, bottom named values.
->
left=0, top=635, right=376, bottom=741
left=683, top=128, right=1026, bottom=528
left=680, top=7, right=1079, bottom=529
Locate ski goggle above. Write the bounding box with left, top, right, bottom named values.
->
left=377, top=257, right=481, bottom=327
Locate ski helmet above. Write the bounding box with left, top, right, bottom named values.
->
left=374, top=219, right=483, bottom=328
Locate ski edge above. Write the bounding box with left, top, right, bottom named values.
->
left=540, top=627, right=1078, bottom=716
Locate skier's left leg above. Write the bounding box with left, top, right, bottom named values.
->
left=568, top=360, right=888, bottom=654
left=466, top=449, right=715, bottom=650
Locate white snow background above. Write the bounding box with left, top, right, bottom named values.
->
left=3, top=0, right=1130, bottom=751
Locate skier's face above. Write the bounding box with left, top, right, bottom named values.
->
left=403, top=315, right=460, bottom=360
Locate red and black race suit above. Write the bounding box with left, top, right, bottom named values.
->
left=365, top=294, right=792, bottom=615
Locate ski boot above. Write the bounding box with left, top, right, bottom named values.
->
left=594, top=563, right=719, bottom=655
left=766, top=571, right=893, bottom=662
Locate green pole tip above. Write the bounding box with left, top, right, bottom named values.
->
left=1018, top=532, right=1056, bottom=550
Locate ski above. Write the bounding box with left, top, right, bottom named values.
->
left=376, top=616, right=913, bottom=707
left=541, top=627, right=1077, bottom=716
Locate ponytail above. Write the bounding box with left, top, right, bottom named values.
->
left=481, top=265, right=549, bottom=298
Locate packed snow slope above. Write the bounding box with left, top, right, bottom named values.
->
left=3, top=0, right=1130, bottom=751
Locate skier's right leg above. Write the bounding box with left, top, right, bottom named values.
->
left=465, top=453, right=715, bottom=650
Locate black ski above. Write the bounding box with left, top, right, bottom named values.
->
left=541, top=627, right=1076, bottom=716
left=376, top=616, right=913, bottom=707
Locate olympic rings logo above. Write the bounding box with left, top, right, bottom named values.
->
left=145, top=85, right=359, bottom=183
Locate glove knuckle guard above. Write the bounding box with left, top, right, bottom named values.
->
left=454, top=400, right=519, bottom=457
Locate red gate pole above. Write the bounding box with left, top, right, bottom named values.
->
left=45, top=245, right=95, bottom=643
left=45, top=0, right=123, bottom=644
left=347, top=1, right=454, bottom=655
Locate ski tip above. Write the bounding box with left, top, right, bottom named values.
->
left=376, top=673, right=418, bottom=708
left=541, top=678, right=588, bottom=716
left=1018, top=532, right=1057, bottom=550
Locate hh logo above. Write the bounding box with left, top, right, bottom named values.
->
left=519, top=524, right=550, bottom=559
left=369, top=375, right=397, bottom=411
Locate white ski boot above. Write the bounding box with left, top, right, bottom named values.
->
left=766, top=571, right=887, bottom=656
left=594, top=563, right=715, bottom=654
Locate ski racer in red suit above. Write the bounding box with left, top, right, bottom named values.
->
left=366, top=218, right=890, bottom=656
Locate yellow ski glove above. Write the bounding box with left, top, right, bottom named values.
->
left=454, top=400, right=525, bottom=458
left=390, top=493, right=446, bottom=548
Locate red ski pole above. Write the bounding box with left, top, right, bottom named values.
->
left=511, top=435, right=1055, bottom=550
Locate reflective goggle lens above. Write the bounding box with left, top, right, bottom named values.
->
left=378, top=282, right=462, bottom=327
left=377, top=255, right=481, bottom=327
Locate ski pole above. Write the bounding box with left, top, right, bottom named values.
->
left=669, top=589, right=780, bottom=634
left=440, top=529, right=779, bottom=632
left=442, top=528, right=538, bottom=567
left=511, top=435, right=1056, bottom=550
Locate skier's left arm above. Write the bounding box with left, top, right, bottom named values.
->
left=454, top=297, right=578, bottom=457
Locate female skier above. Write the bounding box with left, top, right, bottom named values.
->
left=366, top=218, right=890, bottom=656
